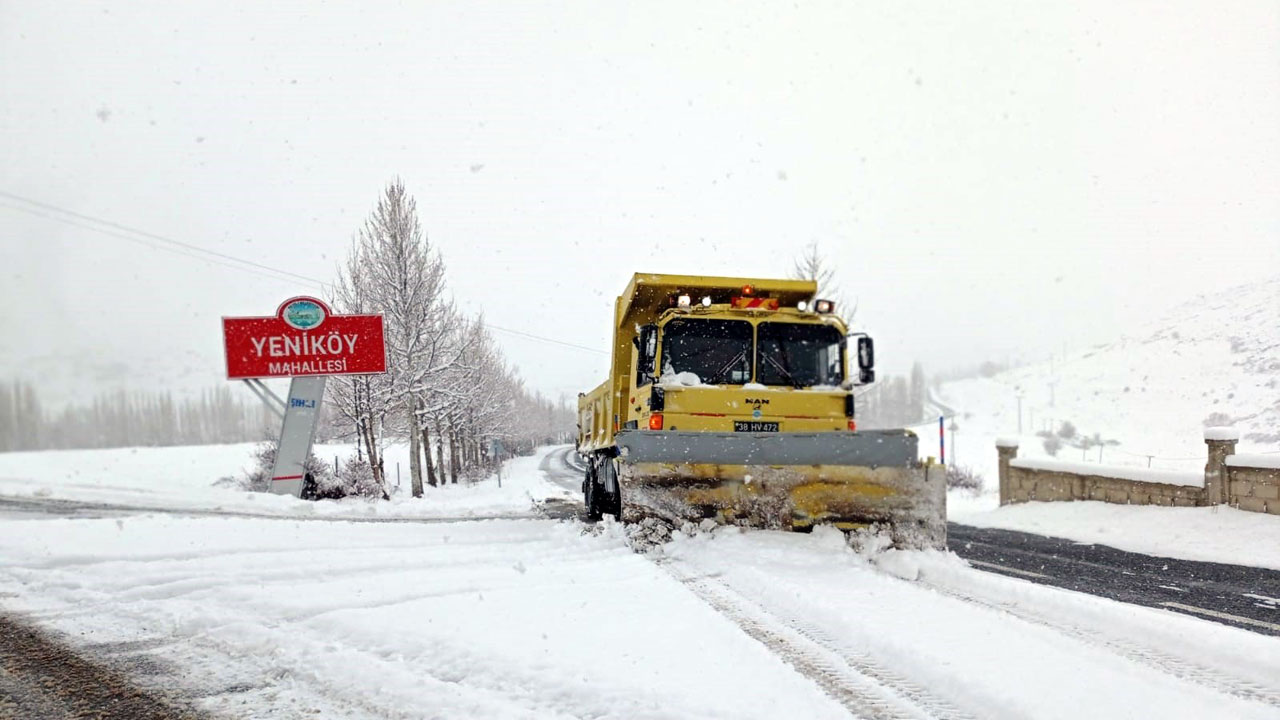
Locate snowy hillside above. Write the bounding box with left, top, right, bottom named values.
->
left=923, top=275, right=1280, bottom=506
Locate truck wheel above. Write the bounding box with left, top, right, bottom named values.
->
left=584, top=462, right=603, bottom=522
left=606, top=485, right=623, bottom=519
left=599, top=458, right=623, bottom=520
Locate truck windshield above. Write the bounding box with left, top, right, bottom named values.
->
left=661, top=319, right=753, bottom=385
left=756, top=322, right=845, bottom=388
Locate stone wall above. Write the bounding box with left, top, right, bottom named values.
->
left=997, top=428, right=1280, bottom=516
left=1226, top=455, right=1280, bottom=516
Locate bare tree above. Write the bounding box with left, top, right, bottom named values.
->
left=791, top=241, right=857, bottom=324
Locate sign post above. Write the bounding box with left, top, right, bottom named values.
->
left=223, top=297, right=386, bottom=497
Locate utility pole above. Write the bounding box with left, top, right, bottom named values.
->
left=1016, top=393, right=1024, bottom=434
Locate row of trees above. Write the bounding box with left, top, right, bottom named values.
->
left=853, top=362, right=931, bottom=429
left=326, top=180, right=574, bottom=496
left=0, top=381, right=269, bottom=451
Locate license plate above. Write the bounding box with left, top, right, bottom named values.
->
left=734, top=421, right=779, bottom=433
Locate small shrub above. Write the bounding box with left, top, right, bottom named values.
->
left=461, top=464, right=488, bottom=486
left=231, top=441, right=340, bottom=498
left=318, top=455, right=386, bottom=500
left=1057, top=421, right=1077, bottom=440
left=946, top=464, right=984, bottom=492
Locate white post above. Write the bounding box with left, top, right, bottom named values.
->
left=268, top=376, right=327, bottom=497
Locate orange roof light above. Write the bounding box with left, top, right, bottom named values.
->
left=741, top=284, right=755, bottom=296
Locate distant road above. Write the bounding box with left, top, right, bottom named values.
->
left=539, top=445, right=586, bottom=495
left=948, top=523, right=1280, bottom=636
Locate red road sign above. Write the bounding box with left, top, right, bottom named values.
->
left=223, top=297, right=386, bottom=379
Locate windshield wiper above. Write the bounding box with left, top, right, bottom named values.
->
left=709, top=348, right=749, bottom=384
left=762, top=352, right=805, bottom=388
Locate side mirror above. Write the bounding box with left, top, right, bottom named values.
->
left=849, top=333, right=875, bottom=385
left=642, top=324, right=658, bottom=358
left=636, top=324, right=659, bottom=386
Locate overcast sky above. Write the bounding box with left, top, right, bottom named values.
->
left=3, top=1, right=1278, bottom=406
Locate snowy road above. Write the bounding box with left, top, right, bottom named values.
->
left=2, top=446, right=1279, bottom=718
left=542, top=446, right=1280, bottom=636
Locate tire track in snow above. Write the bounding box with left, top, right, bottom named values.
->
left=659, top=559, right=976, bottom=720
left=916, top=575, right=1280, bottom=709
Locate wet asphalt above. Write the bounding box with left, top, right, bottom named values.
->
left=948, top=523, right=1280, bottom=636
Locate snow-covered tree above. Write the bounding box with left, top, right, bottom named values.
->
left=331, top=180, right=474, bottom=497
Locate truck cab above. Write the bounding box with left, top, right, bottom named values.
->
left=627, top=297, right=871, bottom=437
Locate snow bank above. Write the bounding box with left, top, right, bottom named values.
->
left=1010, top=458, right=1204, bottom=487
left=952, top=501, right=1280, bottom=570
left=1204, top=426, right=1241, bottom=441
left=1226, top=454, right=1280, bottom=470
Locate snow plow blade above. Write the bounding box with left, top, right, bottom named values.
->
left=614, top=429, right=946, bottom=549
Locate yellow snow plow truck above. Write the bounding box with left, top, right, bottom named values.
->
left=576, top=273, right=945, bottom=549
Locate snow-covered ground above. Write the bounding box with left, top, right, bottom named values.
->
left=2, top=445, right=1279, bottom=718
left=912, top=276, right=1280, bottom=568
left=0, top=441, right=575, bottom=520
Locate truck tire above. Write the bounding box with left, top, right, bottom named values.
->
left=584, top=463, right=603, bottom=522
left=599, top=457, right=623, bottom=520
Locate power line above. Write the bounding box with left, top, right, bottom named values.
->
left=1, top=189, right=331, bottom=288
left=1, top=190, right=607, bottom=356
left=481, top=323, right=607, bottom=355
left=0, top=201, right=324, bottom=290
